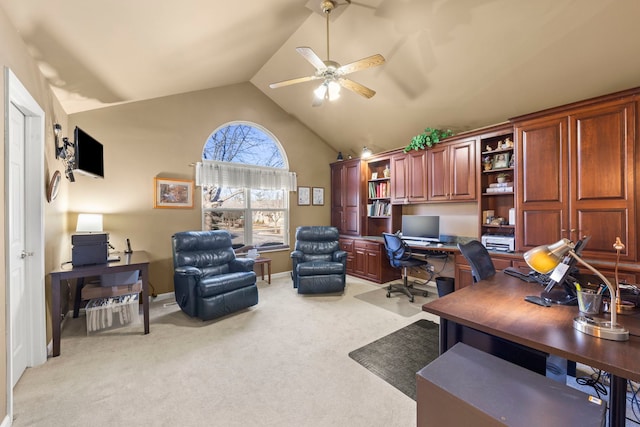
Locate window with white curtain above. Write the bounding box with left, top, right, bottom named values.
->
left=198, top=122, right=295, bottom=250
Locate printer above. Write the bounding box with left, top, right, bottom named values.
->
left=71, top=233, right=109, bottom=266
left=481, top=235, right=515, bottom=252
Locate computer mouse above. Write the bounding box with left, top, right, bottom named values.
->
left=437, top=243, right=444, bottom=247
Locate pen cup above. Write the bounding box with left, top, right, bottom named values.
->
left=577, top=290, right=603, bottom=315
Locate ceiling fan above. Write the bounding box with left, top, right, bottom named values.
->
left=269, top=0, right=385, bottom=106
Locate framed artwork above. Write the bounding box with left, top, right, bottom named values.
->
left=312, top=187, right=324, bottom=206
left=492, top=152, right=510, bottom=169
left=297, top=186, right=310, bottom=206
left=154, top=177, right=194, bottom=209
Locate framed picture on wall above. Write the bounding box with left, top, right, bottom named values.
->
left=312, top=187, right=324, bottom=206
left=154, top=177, right=194, bottom=209
left=298, top=186, right=310, bottom=206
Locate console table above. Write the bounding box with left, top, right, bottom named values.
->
left=49, top=251, right=150, bottom=357
left=422, top=271, right=640, bottom=427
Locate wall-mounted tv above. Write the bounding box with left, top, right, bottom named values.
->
left=73, top=126, right=104, bottom=179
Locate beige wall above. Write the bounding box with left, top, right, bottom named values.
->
left=1, top=4, right=69, bottom=421
left=68, top=83, right=336, bottom=295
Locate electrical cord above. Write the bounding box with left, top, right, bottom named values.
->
left=575, top=369, right=608, bottom=400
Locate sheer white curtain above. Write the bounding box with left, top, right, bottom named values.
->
left=195, top=160, right=297, bottom=191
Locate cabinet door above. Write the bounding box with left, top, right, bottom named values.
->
left=364, top=247, right=381, bottom=281
left=390, top=153, right=408, bottom=204
left=515, top=116, right=569, bottom=251
left=353, top=243, right=367, bottom=276
left=330, top=163, right=345, bottom=233
left=569, top=101, right=636, bottom=262
left=339, top=238, right=355, bottom=274
left=428, top=139, right=477, bottom=201
left=427, top=145, right=448, bottom=201
left=408, top=150, right=428, bottom=202
left=449, top=139, right=477, bottom=201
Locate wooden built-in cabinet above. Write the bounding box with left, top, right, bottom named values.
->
left=330, top=158, right=364, bottom=236
left=427, top=138, right=477, bottom=202
left=365, top=155, right=401, bottom=236
left=340, top=237, right=400, bottom=283
left=513, top=95, right=637, bottom=262
left=390, top=150, right=428, bottom=204
left=478, top=126, right=516, bottom=239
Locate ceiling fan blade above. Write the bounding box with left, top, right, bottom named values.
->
left=339, top=78, right=376, bottom=98
left=296, top=47, right=327, bottom=71
left=269, top=75, right=320, bottom=89
left=338, top=54, right=385, bottom=75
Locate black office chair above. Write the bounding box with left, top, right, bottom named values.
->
left=457, top=240, right=496, bottom=282
left=382, top=233, right=432, bottom=302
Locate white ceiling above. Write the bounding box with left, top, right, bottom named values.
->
left=3, top=0, right=640, bottom=157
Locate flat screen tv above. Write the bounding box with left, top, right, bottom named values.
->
left=73, top=126, right=104, bottom=179
left=401, top=215, right=440, bottom=242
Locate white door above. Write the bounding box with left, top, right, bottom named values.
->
left=9, top=102, right=29, bottom=387
left=5, top=70, right=46, bottom=411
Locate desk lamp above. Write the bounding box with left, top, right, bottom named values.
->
left=76, top=213, right=103, bottom=233
left=524, top=238, right=629, bottom=341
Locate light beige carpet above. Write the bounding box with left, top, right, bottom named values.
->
left=12, top=274, right=441, bottom=427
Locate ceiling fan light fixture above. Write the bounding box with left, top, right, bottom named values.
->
left=314, top=82, right=328, bottom=101
left=327, top=80, right=341, bottom=100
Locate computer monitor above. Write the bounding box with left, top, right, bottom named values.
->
left=540, top=237, right=590, bottom=305
left=401, top=215, right=440, bottom=242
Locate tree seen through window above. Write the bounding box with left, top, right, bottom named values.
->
left=202, top=122, right=288, bottom=249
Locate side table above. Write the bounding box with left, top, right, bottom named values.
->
left=253, top=257, right=272, bottom=284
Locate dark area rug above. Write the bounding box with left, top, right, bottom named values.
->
left=348, top=319, right=440, bottom=400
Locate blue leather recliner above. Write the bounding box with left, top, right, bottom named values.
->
left=172, top=230, right=258, bottom=321
left=290, top=226, right=347, bottom=294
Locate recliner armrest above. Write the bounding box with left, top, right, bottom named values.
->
left=230, top=257, right=254, bottom=272
left=175, top=266, right=202, bottom=277
left=333, top=250, right=347, bottom=262
left=291, top=250, right=304, bottom=259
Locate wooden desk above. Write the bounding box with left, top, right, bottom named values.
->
left=49, top=251, right=150, bottom=357
left=422, top=271, right=640, bottom=427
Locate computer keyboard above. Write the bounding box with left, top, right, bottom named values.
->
left=503, top=267, right=540, bottom=283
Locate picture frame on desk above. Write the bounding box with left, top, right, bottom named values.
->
left=153, top=177, right=194, bottom=209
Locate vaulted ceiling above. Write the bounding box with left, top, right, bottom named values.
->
left=3, top=0, right=639, bottom=158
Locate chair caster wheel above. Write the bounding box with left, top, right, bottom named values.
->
left=409, top=297, right=415, bottom=303
left=386, top=292, right=391, bottom=298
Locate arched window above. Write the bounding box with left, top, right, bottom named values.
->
left=199, top=122, right=292, bottom=250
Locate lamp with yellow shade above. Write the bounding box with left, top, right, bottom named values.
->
left=524, top=237, right=628, bottom=341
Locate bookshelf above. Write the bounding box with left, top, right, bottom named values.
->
left=479, top=129, right=515, bottom=238
left=365, top=155, right=401, bottom=236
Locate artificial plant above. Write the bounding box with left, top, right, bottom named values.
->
left=404, top=127, right=454, bottom=152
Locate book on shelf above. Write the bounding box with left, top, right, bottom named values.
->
left=486, top=186, right=513, bottom=193
left=368, top=200, right=391, bottom=217
left=369, top=181, right=390, bottom=198
left=489, top=182, right=513, bottom=188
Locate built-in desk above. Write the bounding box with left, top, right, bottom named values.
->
left=423, top=271, right=640, bottom=427
left=49, top=251, right=150, bottom=357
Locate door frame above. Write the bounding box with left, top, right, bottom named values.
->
left=4, top=68, right=46, bottom=421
